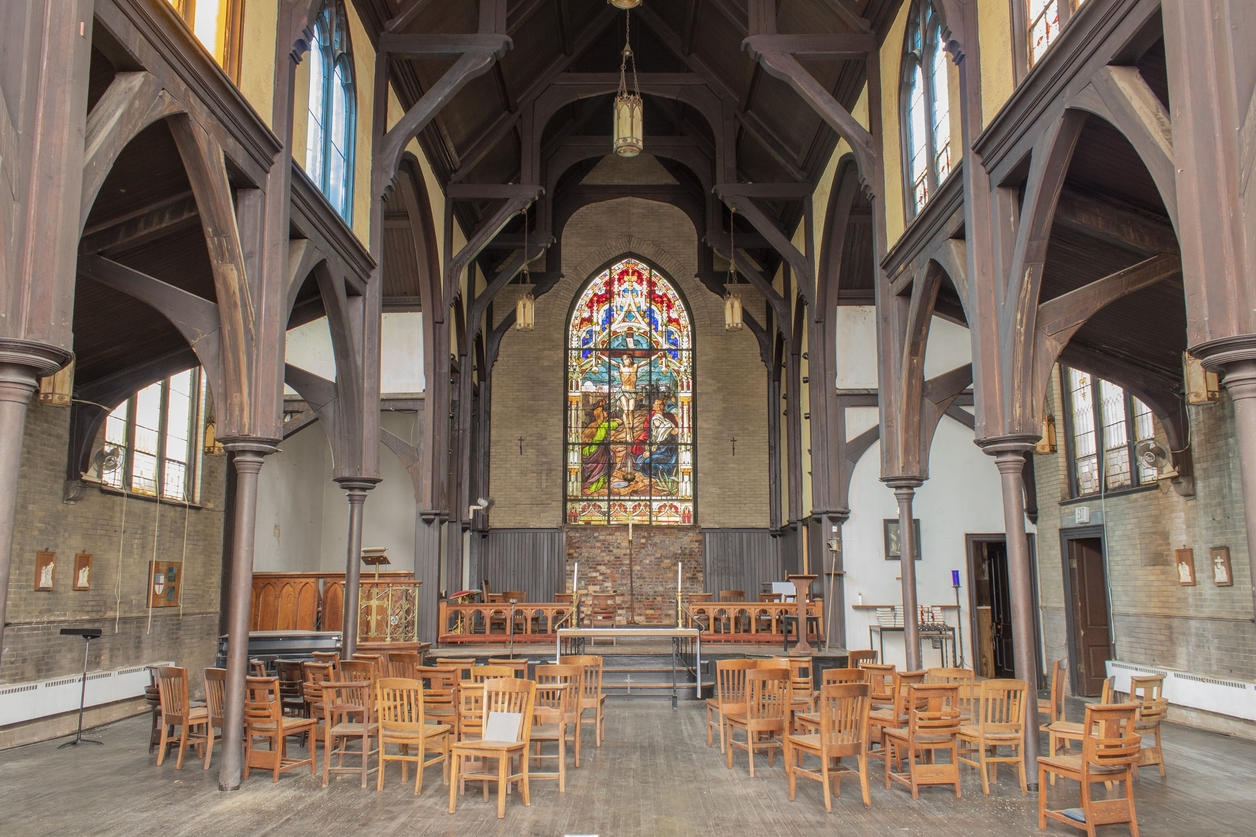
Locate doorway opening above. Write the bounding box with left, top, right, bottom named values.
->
left=965, top=534, right=1042, bottom=682
left=1061, top=526, right=1112, bottom=697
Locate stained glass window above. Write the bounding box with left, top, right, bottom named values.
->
left=565, top=258, right=694, bottom=526
left=1064, top=367, right=1157, bottom=497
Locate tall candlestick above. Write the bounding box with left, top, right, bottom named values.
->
left=573, top=561, right=578, bottom=591
left=628, top=520, right=633, bottom=541
left=677, top=561, right=682, bottom=592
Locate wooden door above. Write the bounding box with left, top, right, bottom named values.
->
left=1067, top=537, right=1111, bottom=697
left=986, top=542, right=1016, bottom=678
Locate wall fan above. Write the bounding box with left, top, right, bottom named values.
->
left=1135, top=439, right=1177, bottom=480
left=92, top=445, right=123, bottom=479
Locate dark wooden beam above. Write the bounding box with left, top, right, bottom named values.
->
left=556, top=0, right=573, bottom=55
left=384, top=0, right=440, bottom=34
left=821, top=0, right=872, bottom=34
left=682, top=0, right=701, bottom=55
left=743, top=34, right=876, bottom=60
left=377, top=33, right=516, bottom=56
left=1054, top=189, right=1178, bottom=256
left=79, top=192, right=199, bottom=255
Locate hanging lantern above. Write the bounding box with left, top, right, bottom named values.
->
left=613, top=10, right=643, bottom=157
left=1035, top=413, right=1057, bottom=454
left=38, top=358, right=74, bottom=407
left=724, top=290, right=743, bottom=331
left=608, top=0, right=641, bottom=9
left=203, top=420, right=225, bottom=456
left=516, top=290, right=535, bottom=331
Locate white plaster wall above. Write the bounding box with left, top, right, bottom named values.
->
left=381, top=312, right=425, bottom=394
left=923, top=316, right=972, bottom=379
left=253, top=422, right=331, bottom=571
left=836, top=306, right=878, bottom=389
left=285, top=318, right=336, bottom=395
left=842, top=418, right=1015, bottom=669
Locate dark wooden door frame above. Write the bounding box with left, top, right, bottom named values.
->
left=965, top=532, right=1044, bottom=685
left=1059, top=524, right=1114, bottom=697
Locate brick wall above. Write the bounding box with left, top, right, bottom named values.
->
left=488, top=197, right=770, bottom=529
left=1034, top=369, right=1256, bottom=690
left=564, top=526, right=703, bottom=625
left=2, top=400, right=226, bottom=691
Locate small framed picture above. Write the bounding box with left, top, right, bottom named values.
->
left=1210, top=546, right=1233, bottom=587
left=72, top=553, right=93, bottom=591
left=34, top=552, right=56, bottom=591
left=148, top=560, right=183, bottom=608
left=884, top=519, right=922, bottom=560
left=1174, top=548, right=1196, bottom=586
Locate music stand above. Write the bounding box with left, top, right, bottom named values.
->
left=59, top=627, right=104, bottom=748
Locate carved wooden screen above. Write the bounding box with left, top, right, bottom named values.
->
left=565, top=258, right=694, bottom=525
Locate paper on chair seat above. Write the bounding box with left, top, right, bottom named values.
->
left=484, top=711, right=522, bottom=742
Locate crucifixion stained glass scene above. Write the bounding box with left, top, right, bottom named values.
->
left=566, top=258, right=693, bottom=525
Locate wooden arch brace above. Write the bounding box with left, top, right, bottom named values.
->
left=714, top=187, right=816, bottom=308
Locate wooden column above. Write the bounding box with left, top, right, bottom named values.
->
left=217, top=441, right=276, bottom=791
left=888, top=481, right=923, bottom=670
left=337, top=479, right=378, bottom=659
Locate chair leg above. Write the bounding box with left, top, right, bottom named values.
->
left=785, top=739, right=797, bottom=802
left=978, top=739, right=990, bottom=795
left=747, top=731, right=756, bottom=778
left=1038, top=762, right=1049, bottom=830
left=202, top=725, right=215, bottom=770
left=175, top=724, right=189, bottom=770
left=496, top=753, right=509, bottom=818
left=820, top=748, right=832, bottom=813
left=273, top=733, right=283, bottom=782
left=448, top=751, right=459, bottom=813
left=858, top=751, right=871, bottom=809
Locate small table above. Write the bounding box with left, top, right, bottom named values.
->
left=869, top=624, right=957, bottom=668
left=557, top=627, right=702, bottom=708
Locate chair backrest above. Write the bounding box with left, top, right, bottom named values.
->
left=817, top=682, right=870, bottom=754
left=848, top=649, right=878, bottom=668
left=554, top=592, right=573, bottom=604
left=534, top=664, right=581, bottom=724
left=758, top=593, right=782, bottom=602
left=502, top=590, right=525, bottom=603
left=892, top=670, right=928, bottom=715
left=386, top=651, right=422, bottom=680
left=243, top=676, right=282, bottom=728
left=276, top=659, right=305, bottom=684
left=339, top=659, right=374, bottom=686
left=1129, top=673, right=1165, bottom=705
left=480, top=678, right=536, bottom=744
left=353, top=652, right=386, bottom=679
left=156, top=666, right=192, bottom=722
left=322, top=680, right=373, bottom=725
left=1082, top=703, right=1141, bottom=774
left=486, top=658, right=529, bottom=677
left=417, top=666, right=460, bottom=694
left=302, top=662, right=334, bottom=719
left=1100, top=676, right=1115, bottom=705
left=687, top=592, right=713, bottom=603
left=925, top=667, right=974, bottom=684
left=311, top=651, right=339, bottom=671
left=977, top=679, right=1027, bottom=734
left=564, top=655, right=599, bottom=704
left=376, top=677, right=425, bottom=734
left=715, top=659, right=759, bottom=707
left=906, top=683, right=961, bottom=736
left=821, top=667, right=867, bottom=686
left=471, top=664, right=517, bottom=683
left=772, top=656, right=813, bottom=703
left=457, top=682, right=484, bottom=739
left=434, top=658, right=475, bottom=681
left=589, top=595, right=616, bottom=624
left=718, top=589, right=746, bottom=602
left=862, top=663, right=896, bottom=701
left=204, top=667, right=227, bottom=727
left=249, top=659, right=267, bottom=677
left=1044, top=659, right=1065, bottom=723
left=745, top=669, right=790, bottom=722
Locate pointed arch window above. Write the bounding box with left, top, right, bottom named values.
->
left=566, top=258, right=695, bottom=526
left=306, top=0, right=356, bottom=222
left=901, top=2, right=951, bottom=217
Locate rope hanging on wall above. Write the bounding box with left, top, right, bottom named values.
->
left=114, top=490, right=127, bottom=634
left=179, top=498, right=190, bottom=618
left=147, top=495, right=160, bottom=634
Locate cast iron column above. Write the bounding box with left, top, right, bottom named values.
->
left=1210, top=357, right=1256, bottom=617
left=0, top=359, right=55, bottom=661
left=218, top=441, right=275, bottom=791
left=889, top=482, right=923, bottom=670
left=338, top=479, right=378, bottom=659
left=988, top=441, right=1040, bottom=787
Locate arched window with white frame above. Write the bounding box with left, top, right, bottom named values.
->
left=306, top=0, right=356, bottom=222
left=901, top=1, right=951, bottom=218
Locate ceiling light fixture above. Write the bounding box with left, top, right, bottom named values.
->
left=608, top=1, right=641, bottom=9
left=613, top=8, right=643, bottom=157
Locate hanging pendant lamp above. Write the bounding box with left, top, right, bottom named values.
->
left=608, top=0, right=641, bottom=9
left=613, top=9, right=644, bottom=157
left=724, top=207, right=744, bottom=331
left=515, top=203, right=536, bottom=331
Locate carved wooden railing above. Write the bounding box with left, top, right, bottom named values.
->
left=437, top=602, right=575, bottom=644
left=686, top=600, right=824, bottom=641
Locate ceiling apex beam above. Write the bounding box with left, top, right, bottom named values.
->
left=716, top=183, right=811, bottom=198
left=448, top=183, right=546, bottom=201
left=384, top=0, right=440, bottom=34
left=377, top=33, right=512, bottom=58
left=743, top=34, right=876, bottom=60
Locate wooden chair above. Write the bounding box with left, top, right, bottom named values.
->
left=321, top=680, right=378, bottom=788
left=1129, top=674, right=1167, bottom=777
left=773, top=656, right=815, bottom=730
left=725, top=668, right=791, bottom=777
left=707, top=659, right=757, bottom=753
left=302, top=662, right=335, bottom=745
left=784, top=682, right=872, bottom=811
left=589, top=593, right=617, bottom=633
left=848, top=649, right=878, bottom=668
left=311, top=651, right=340, bottom=670
left=486, top=658, right=529, bottom=678
left=927, top=667, right=977, bottom=720
left=376, top=677, right=451, bottom=795
left=1049, top=676, right=1116, bottom=759
left=417, top=666, right=460, bottom=736
left=567, top=654, right=603, bottom=748
left=339, top=659, right=375, bottom=687
left=456, top=681, right=485, bottom=742
left=387, top=651, right=422, bottom=680
left=243, top=676, right=315, bottom=782
left=958, top=678, right=1029, bottom=795
left=434, top=658, right=475, bottom=682
left=531, top=665, right=581, bottom=792
left=794, top=668, right=866, bottom=733
left=471, top=664, right=517, bottom=683
left=1040, top=659, right=1067, bottom=733
left=353, top=652, right=387, bottom=681
left=863, top=663, right=896, bottom=709
left=275, top=660, right=306, bottom=716
left=201, top=667, right=227, bottom=770
left=867, top=669, right=926, bottom=764
left=155, top=666, right=209, bottom=769
left=144, top=667, right=162, bottom=754
left=249, top=659, right=267, bottom=677
left=883, top=683, right=963, bottom=799
left=448, top=677, right=536, bottom=818
left=1039, top=703, right=1142, bottom=836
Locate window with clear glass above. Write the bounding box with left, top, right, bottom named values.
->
left=1063, top=367, right=1156, bottom=497
left=305, top=0, right=356, bottom=222
left=166, top=1, right=245, bottom=82
left=1028, top=0, right=1086, bottom=67
left=565, top=258, right=694, bottom=525
left=901, top=2, right=952, bottom=217
left=101, top=370, right=202, bottom=502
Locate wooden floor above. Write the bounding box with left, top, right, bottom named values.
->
left=0, top=700, right=1250, bottom=836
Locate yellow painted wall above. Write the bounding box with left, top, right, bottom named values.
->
left=880, top=4, right=909, bottom=248
left=237, top=0, right=277, bottom=128
left=344, top=6, right=376, bottom=243
left=978, top=0, right=1017, bottom=128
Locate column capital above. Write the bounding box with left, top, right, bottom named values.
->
left=0, top=339, right=72, bottom=379
left=336, top=477, right=381, bottom=500
left=977, top=434, right=1038, bottom=462
left=884, top=478, right=923, bottom=493
left=810, top=508, right=851, bottom=523
left=1191, top=334, right=1256, bottom=373
left=221, top=439, right=279, bottom=474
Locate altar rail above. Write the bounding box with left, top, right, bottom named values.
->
left=685, top=601, right=824, bottom=642
left=437, top=601, right=575, bottom=644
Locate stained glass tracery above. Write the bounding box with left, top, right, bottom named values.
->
left=566, top=258, right=694, bottom=525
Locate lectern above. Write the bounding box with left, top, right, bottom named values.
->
left=784, top=574, right=818, bottom=654
left=59, top=627, right=104, bottom=748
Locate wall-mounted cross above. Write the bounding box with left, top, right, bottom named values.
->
left=518, top=436, right=524, bottom=455
left=731, top=437, right=737, bottom=456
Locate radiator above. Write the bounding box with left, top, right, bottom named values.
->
left=1106, top=660, right=1256, bottom=721
left=0, top=661, right=173, bottom=727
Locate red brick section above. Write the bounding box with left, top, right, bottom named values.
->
left=565, top=526, right=703, bottom=625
